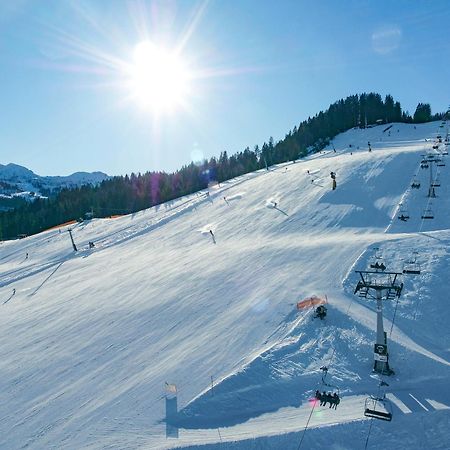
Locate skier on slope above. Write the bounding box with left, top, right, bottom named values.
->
left=315, top=305, right=327, bottom=320
left=330, top=172, right=337, bottom=190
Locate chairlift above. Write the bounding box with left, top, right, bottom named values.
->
left=403, top=252, right=421, bottom=275
left=411, top=179, right=420, bottom=189
left=370, top=248, right=384, bottom=268
left=437, top=160, right=445, bottom=167
left=319, top=366, right=340, bottom=393
left=313, top=366, right=341, bottom=410
left=369, top=247, right=384, bottom=263
left=372, top=247, right=382, bottom=259
left=420, top=162, right=429, bottom=169
left=431, top=177, right=441, bottom=187
left=397, top=204, right=410, bottom=221
left=364, top=395, right=393, bottom=421
left=370, top=261, right=386, bottom=271
left=421, top=207, right=434, bottom=219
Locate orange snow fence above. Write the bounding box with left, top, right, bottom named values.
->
left=297, top=295, right=327, bottom=310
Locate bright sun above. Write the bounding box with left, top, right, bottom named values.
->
left=128, top=41, right=190, bottom=113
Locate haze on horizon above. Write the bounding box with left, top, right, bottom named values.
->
left=1, top=0, right=449, bottom=176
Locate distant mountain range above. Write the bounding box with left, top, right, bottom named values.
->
left=0, top=163, right=109, bottom=209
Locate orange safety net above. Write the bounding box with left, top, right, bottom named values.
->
left=297, top=295, right=326, bottom=310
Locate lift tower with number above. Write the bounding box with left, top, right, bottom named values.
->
left=354, top=267, right=403, bottom=375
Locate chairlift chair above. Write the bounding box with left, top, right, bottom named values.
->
left=431, top=177, right=441, bottom=187
left=403, top=264, right=421, bottom=275
left=319, top=367, right=339, bottom=392
left=397, top=204, right=410, bottom=221
left=370, top=248, right=384, bottom=268
left=411, top=179, right=420, bottom=189
left=403, top=252, right=421, bottom=275
left=421, top=208, right=434, bottom=219
left=364, top=395, right=393, bottom=421
left=315, top=366, right=341, bottom=409
left=420, top=162, right=429, bottom=169
left=372, top=247, right=382, bottom=259
left=370, top=261, right=386, bottom=271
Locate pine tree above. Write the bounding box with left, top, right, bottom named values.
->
left=413, top=103, right=432, bottom=123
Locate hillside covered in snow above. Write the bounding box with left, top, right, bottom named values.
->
left=0, top=163, right=109, bottom=208
left=0, top=121, right=449, bottom=450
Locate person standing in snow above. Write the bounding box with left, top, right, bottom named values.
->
left=330, top=172, right=337, bottom=190
left=209, top=230, right=216, bottom=244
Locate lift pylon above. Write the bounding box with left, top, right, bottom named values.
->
left=354, top=268, right=403, bottom=375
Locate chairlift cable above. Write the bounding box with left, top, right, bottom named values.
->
left=296, top=400, right=317, bottom=450
left=297, top=290, right=359, bottom=450
left=419, top=149, right=445, bottom=228
left=389, top=296, right=400, bottom=337
left=418, top=178, right=435, bottom=232
left=364, top=415, right=375, bottom=450
left=364, top=382, right=383, bottom=449
left=297, top=343, right=339, bottom=449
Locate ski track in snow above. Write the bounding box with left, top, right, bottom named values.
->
left=1, top=121, right=450, bottom=449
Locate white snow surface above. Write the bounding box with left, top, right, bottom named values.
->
left=1, top=122, right=450, bottom=450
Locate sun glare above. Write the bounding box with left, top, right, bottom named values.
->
left=128, top=40, right=190, bottom=113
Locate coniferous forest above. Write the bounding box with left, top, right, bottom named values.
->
left=0, top=93, right=444, bottom=240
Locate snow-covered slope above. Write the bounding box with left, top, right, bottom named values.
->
left=0, top=122, right=449, bottom=450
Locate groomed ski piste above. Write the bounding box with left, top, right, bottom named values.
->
left=1, top=121, right=450, bottom=450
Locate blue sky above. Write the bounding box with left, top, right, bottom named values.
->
left=1, top=0, right=449, bottom=176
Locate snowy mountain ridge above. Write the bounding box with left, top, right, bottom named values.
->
left=0, top=121, right=449, bottom=450
left=0, top=162, right=109, bottom=200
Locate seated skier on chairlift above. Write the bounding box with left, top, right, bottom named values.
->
left=315, top=390, right=327, bottom=406
left=331, top=392, right=340, bottom=409
left=315, top=390, right=340, bottom=409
